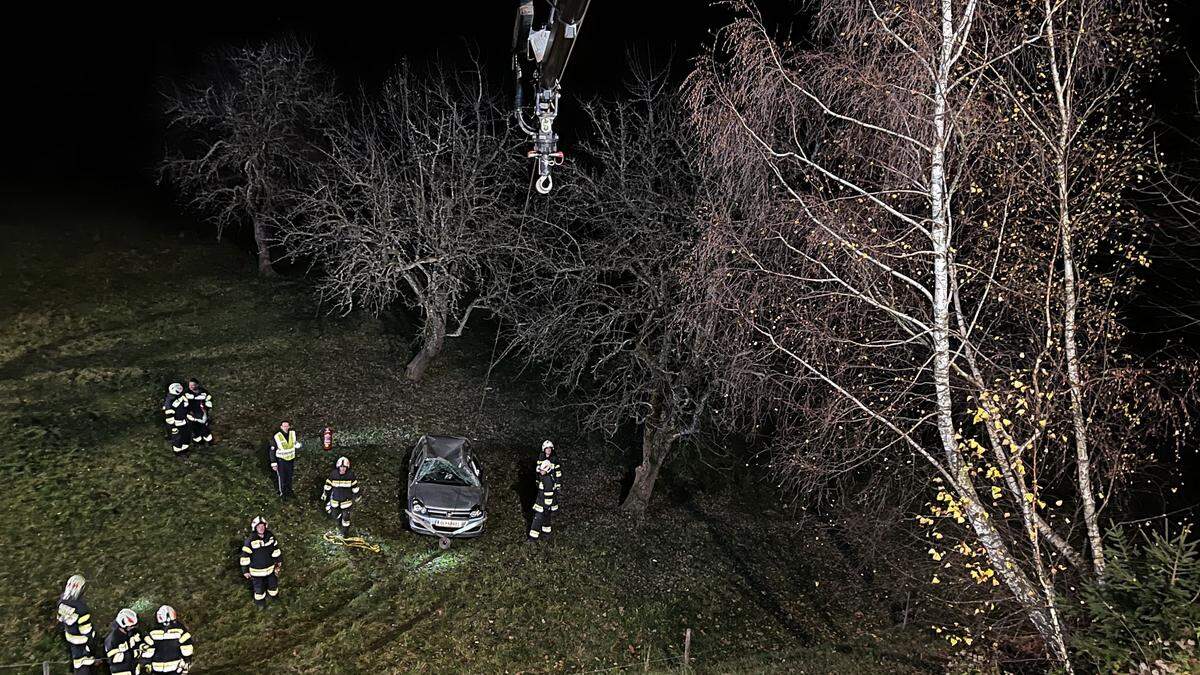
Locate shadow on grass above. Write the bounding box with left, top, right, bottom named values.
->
left=682, top=500, right=822, bottom=644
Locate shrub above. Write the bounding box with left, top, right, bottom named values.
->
left=1067, top=526, right=1200, bottom=673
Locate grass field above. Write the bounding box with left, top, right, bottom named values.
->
left=0, top=189, right=944, bottom=673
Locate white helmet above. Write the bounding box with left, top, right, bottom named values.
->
left=156, top=605, right=176, bottom=625
left=62, top=575, right=86, bottom=600
left=116, top=608, right=138, bottom=629
left=336, top=456, right=350, bottom=469
left=251, top=516, right=268, bottom=531
left=169, top=383, right=183, bottom=396
left=541, top=440, right=554, bottom=451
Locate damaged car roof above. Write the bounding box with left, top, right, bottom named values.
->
left=413, top=435, right=469, bottom=462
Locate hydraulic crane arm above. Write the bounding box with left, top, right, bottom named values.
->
left=513, top=0, right=592, bottom=194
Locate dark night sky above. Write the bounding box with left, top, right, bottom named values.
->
left=0, top=3, right=1196, bottom=186
left=0, top=3, right=737, bottom=184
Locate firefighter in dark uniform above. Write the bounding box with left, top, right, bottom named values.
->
left=321, top=456, right=360, bottom=536
left=161, top=383, right=178, bottom=435
left=141, top=605, right=193, bottom=673
left=103, top=608, right=144, bottom=674
left=269, top=420, right=300, bottom=500
left=184, top=378, right=213, bottom=447
left=240, top=516, right=282, bottom=609
left=163, top=383, right=189, bottom=455
left=539, top=439, right=562, bottom=513
left=527, top=459, right=557, bottom=542
left=57, top=574, right=96, bottom=674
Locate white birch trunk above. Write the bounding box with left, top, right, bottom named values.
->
left=932, top=0, right=1072, bottom=666
left=1045, top=4, right=1106, bottom=579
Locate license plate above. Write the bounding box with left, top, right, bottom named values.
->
left=431, top=518, right=463, bottom=528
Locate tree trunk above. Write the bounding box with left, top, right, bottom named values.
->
left=405, top=311, right=446, bottom=382
left=1058, top=169, right=1105, bottom=580
left=1046, top=10, right=1106, bottom=580
left=620, top=412, right=673, bottom=519
left=932, top=3, right=1071, bottom=666
left=253, top=218, right=276, bottom=276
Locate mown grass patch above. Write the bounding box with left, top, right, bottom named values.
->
left=0, top=203, right=943, bottom=673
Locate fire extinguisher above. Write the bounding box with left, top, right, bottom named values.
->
left=323, top=426, right=333, bottom=451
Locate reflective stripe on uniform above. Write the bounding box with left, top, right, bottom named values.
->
left=274, top=430, right=297, bottom=460
left=152, top=659, right=183, bottom=672
left=249, top=566, right=275, bottom=577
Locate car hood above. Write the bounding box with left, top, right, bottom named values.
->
left=408, top=482, right=486, bottom=511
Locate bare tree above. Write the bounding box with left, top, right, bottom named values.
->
left=508, top=68, right=715, bottom=518
left=687, top=0, right=1095, bottom=664
left=160, top=36, right=339, bottom=275
left=980, top=0, right=1174, bottom=580
left=277, top=63, right=520, bottom=381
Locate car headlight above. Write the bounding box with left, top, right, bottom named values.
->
left=469, top=505, right=483, bottom=518
left=412, top=499, right=426, bottom=514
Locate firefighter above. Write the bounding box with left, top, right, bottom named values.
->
left=141, top=605, right=193, bottom=673
left=103, top=608, right=143, bottom=674
left=240, top=516, right=282, bottom=609
left=321, top=456, right=360, bottom=536
left=538, top=440, right=562, bottom=513
left=161, top=383, right=179, bottom=435
left=184, top=378, right=213, bottom=447
left=57, top=574, right=96, bottom=674
left=163, top=383, right=189, bottom=456
left=269, top=420, right=301, bottom=500
left=527, top=459, right=557, bottom=543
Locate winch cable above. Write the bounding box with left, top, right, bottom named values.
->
left=322, top=532, right=382, bottom=553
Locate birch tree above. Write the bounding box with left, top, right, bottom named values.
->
left=688, top=0, right=1081, bottom=663
left=982, top=0, right=1170, bottom=580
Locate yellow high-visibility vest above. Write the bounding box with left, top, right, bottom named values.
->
left=274, top=430, right=297, bottom=461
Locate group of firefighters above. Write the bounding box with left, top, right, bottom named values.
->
left=159, top=380, right=213, bottom=456
left=57, top=382, right=562, bottom=672
left=56, top=575, right=193, bottom=674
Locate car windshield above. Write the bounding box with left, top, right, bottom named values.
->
left=414, top=457, right=479, bottom=487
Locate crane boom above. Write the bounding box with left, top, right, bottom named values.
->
left=513, top=0, right=592, bottom=194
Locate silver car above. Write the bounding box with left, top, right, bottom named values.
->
left=405, top=435, right=488, bottom=548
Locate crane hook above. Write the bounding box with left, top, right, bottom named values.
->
left=535, top=174, right=553, bottom=195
